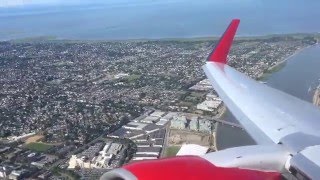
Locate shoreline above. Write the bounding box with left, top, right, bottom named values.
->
left=257, top=44, right=316, bottom=81
left=213, top=122, right=219, bottom=151
left=313, top=85, right=320, bottom=106
left=267, top=44, right=314, bottom=73
left=3, top=33, right=320, bottom=43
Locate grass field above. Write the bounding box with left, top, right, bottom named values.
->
left=26, top=142, right=52, bottom=152
left=165, top=146, right=181, bottom=157
left=127, top=74, right=141, bottom=82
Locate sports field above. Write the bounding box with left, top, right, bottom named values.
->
left=25, top=135, right=44, bottom=144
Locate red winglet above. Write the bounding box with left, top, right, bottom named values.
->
left=207, top=19, right=240, bottom=64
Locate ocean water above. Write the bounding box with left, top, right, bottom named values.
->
left=1, top=0, right=320, bottom=40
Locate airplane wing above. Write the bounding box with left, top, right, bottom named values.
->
left=203, top=19, right=320, bottom=179
left=204, top=19, right=320, bottom=145
left=101, top=20, right=320, bottom=180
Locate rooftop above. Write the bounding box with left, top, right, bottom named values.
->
left=176, top=144, right=208, bottom=156
left=149, top=111, right=166, bottom=118
left=123, top=122, right=148, bottom=130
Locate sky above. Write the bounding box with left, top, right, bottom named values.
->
left=0, top=0, right=52, bottom=7
left=0, top=0, right=255, bottom=8
left=0, top=0, right=81, bottom=7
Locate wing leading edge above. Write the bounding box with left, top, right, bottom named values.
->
left=204, top=19, right=320, bottom=145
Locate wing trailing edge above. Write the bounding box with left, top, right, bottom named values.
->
left=207, top=19, right=240, bottom=64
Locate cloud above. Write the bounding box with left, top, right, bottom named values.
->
left=0, top=0, right=259, bottom=8
left=0, top=0, right=61, bottom=7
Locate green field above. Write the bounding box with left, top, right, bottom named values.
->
left=165, top=146, right=181, bottom=157
left=26, top=142, right=52, bottom=152
left=127, top=74, right=141, bottom=82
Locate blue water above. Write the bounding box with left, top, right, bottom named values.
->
left=1, top=0, right=320, bottom=40
left=267, top=46, right=320, bottom=101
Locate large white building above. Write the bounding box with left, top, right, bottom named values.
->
left=199, top=119, right=212, bottom=133
left=149, top=111, right=165, bottom=118
left=123, top=122, right=147, bottom=130
left=68, top=142, right=122, bottom=169
left=140, top=116, right=159, bottom=124
left=197, top=94, right=222, bottom=112
left=189, top=116, right=199, bottom=131
left=189, top=79, right=213, bottom=91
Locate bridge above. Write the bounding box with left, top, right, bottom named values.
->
left=212, top=118, right=242, bottom=129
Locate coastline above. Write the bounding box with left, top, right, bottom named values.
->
left=4, top=33, right=320, bottom=43
left=271, top=48, right=302, bottom=68
left=213, top=106, right=226, bottom=151
left=313, top=86, right=320, bottom=106
left=214, top=105, right=226, bottom=119
left=212, top=122, right=219, bottom=151
left=257, top=44, right=315, bottom=81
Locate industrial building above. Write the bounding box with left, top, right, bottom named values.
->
left=123, top=122, right=147, bottom=131
left=149, top=111, right=166, bottom=118
left=189, top=79, right=213, bottom=91
left=136, top=147, right=162, bottom=156
left=160, top=112, right=175, bottom=121
left=140, top=116, right=159, bottom=124
left=68, top=141, right=122, bottom=169
left=199, top=119, right=212, bottom=133
left=109, top=112, right=169, bottom=163
left=8, top=169, right=28, bottom=180
left=170, top=116, right=187, bottom=129
left=197, top=93, right=222, bottom=112
left=167, top=113, right=213, bottom=133
left=31, top=155, right=58, bottom=168
left=156, top=112, right=175, bottom=126
left=189, top=117, right=199, bottom=131
left=107, top=143, right=123, bottom=155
